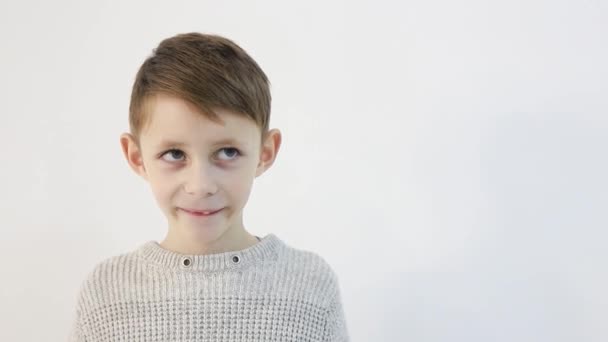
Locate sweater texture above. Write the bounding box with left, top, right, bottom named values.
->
left=69, top=234, right=349, bottom=342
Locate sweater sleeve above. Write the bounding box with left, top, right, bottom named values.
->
left=68, top=278, right=89, bottom=342
left=322, top=275, right=350, bottom=342
left=68, top=307, right=87, bottom=342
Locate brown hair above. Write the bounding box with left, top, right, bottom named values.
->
left=128, top=32, right=271, bottom=143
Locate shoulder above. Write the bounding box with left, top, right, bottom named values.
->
left=73, top=247, right=142, bottom=309
left=84, top=249, right=139, bottom=283
left=275, top=241, right=342, bottom=301
left=281, top=244, right=337, bottom=277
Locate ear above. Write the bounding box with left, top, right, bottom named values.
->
left=255, top=128, right=282, bottom=177
left=120, top=133, right=148, bottom=180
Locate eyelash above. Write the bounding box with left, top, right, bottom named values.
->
left=160, top=148, right=242, bottom=163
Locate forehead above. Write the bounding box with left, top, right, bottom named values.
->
left=141, top=94, right=260, bottom=146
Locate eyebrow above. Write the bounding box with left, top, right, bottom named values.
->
left=156, top=138, right=245, bottom=149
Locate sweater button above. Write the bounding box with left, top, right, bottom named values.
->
left=231, top=255, right=241, bottom=264
left=182, top=257, right=192, bottom=267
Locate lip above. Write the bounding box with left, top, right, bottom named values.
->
left=180, top=207, right=224, bottom=216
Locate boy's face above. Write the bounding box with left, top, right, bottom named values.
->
left=120, top=94, right=281, bottom=252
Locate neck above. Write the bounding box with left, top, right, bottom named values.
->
left=160, top=219, right=259, bottom=255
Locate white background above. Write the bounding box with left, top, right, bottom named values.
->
left=1, top=0, right=607, bottom=341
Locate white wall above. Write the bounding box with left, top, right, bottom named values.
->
left=1, top=0, right=606, bottom=341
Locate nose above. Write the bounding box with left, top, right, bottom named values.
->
left=182, top=162, right=218, bottom=197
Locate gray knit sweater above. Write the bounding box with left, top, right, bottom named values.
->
left=69, top=234, right=349, bottom=341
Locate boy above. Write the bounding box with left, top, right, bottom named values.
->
left=68, top=32, right=349, bottom=342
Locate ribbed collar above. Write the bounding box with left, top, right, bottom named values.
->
left=136, top=234, right=282, bottom=272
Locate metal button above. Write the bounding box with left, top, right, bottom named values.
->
left=182, top=257, right=192, bottom=267
left=231, top=255, right=241, bottom=264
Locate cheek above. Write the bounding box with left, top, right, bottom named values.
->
left=222, top=168, right=255, bottom=201
left=147, top=169, right=179, bottom=204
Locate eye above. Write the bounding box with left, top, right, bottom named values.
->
left=160, top=149, right=185, bottom=162
left=217, top=147, right=241, bottom=161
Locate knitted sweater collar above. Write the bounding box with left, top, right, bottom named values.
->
left=136, top=233, right=282, bottom=272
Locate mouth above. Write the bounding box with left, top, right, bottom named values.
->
left=180, top=207, right=224, bottom=217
